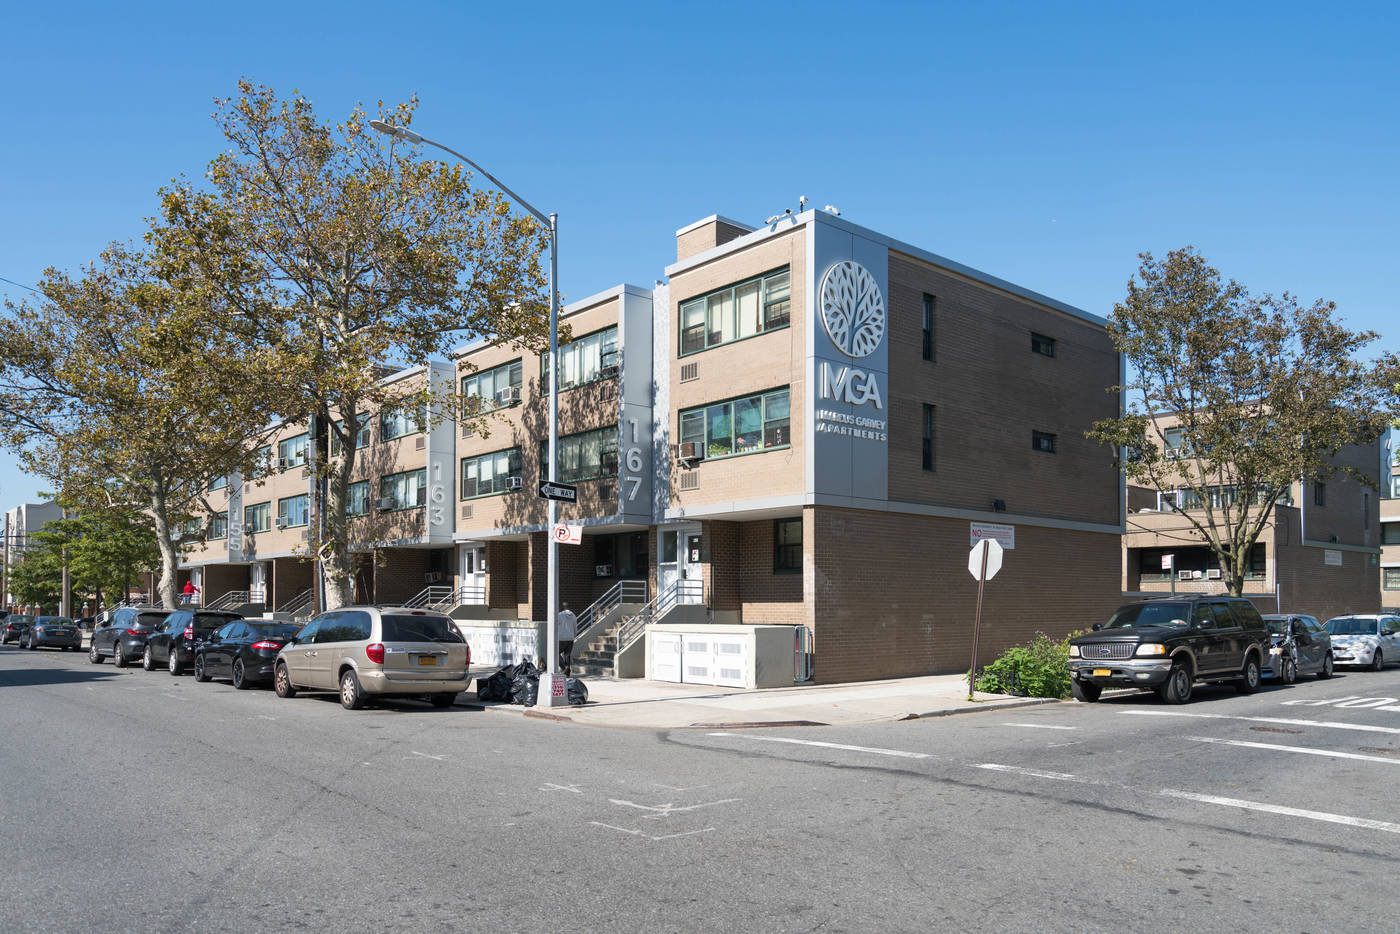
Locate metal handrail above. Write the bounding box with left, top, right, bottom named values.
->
left=204, top=590, right=250, bottom=612
left=576, top=579, right=649, bottom=635
left=403, top=585, right=456, bottom=609
left=616, top=579, right=703, bottom=653
left=279, top=589, right=315, bottom=620
left=446, top=584, right=485, bottom=609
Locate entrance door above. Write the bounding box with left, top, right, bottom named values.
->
left=250, top=563, right=268, bottom=604
left=459, top=545, right=487, bottom=604
left=658, top=524, right=703, bottom=602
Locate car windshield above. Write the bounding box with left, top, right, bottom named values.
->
left=1264, top=618, right=1289, bottom=635
left=1102, top=602, right=1190, bottom=629
left=192, top=614, right=240, bottom=628
left=135, top=612, right=171, bottom=628
left=1324, top=617, right=1379, bottom=636
left=381, top=614, right=464, bottom=644
left=249, top=623, right=301, bottom=639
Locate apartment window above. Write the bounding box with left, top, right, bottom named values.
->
left=278, top=433, right=309, bottom=470
left=774, top=518, right=802, bottom=573
left=1385, top=568, right=1400, bottom=591
left=181, top=518, right=202, bottom=538
left=542, top=326, right=618, bottom=393
left=253, top=445, right=272, bottom=474
left=278, top=494, right=309, bottom=528
left=1032, top=430, right=1057, bottom=454
left=209, top=475, right=228, bottom=492
left=679, top=388, right=790, bottom=459
left=679, top=267, right=791, bottom=355
left=462, top=359, right=524, bottom=413
left=1392, top=476, right=1400, bottom=499
left=594, top=532, right=647, bottom=577
left=1313, top=482, right=1326, bottom=506
left=330, top=417, right=372, bottom=456
left=1382, top=524, right=1400, bottom=546
left=922, top=294, right=935, bottom=361
left=922, top=404, right=936, bottom=471
left=380, top=402, right=428, bottom=442
left=539, top=427, right=618, bottom=484
left=346, top=480, right=370, bottom=517
left=1031, top=333, right=1056, bottom=358
left=244, top=502, right=271, bottom=534
left=461, top=447, right=523, bottom=499
left=380, top=468, right=428, bottom=511
left=209, top=512, right=228, bottom=540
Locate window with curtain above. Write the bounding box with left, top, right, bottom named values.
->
left=679, top=388, right=790, bottom=459
left=680, top=267, right=791, bottom=355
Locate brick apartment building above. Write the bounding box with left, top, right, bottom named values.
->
left=1381, top=436, right=1400, bottom=610
left=181, top=208, right=1128, bottom=682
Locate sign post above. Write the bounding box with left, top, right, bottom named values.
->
left=1163, top=553, right=1174, bottom=598
left=967, top=538, right=1004, bottom=701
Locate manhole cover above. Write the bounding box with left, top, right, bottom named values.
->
left=1250, top=726, right=1304, bottom=734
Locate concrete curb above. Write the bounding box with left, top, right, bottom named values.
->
left=900, top=696, right=1061, bottom=720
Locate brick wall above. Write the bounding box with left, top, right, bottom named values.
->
left=375, top=548, right=431, bottom=606
left=737, top=517, right=804, bottom=626
left=810, top=507, right=1121, bottom=683
left=271, top=557, right=313, bottom=610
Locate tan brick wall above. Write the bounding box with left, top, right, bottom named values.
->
left=886, top=251, right=1120, bottom=525
left=810, top=507, right=1121, bottom=682
left=736, top=518, right=804, bottom=626
left=676, top=219, right=751, bottom=263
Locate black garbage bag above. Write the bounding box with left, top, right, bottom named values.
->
left=476, top=667, right=514, bottom=703
left=510, top=659, right=541, bottom=706
left=566, top=677, right=588, bottom=706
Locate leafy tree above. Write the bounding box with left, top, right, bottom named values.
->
left=152, top=81, right=550, bottom=609
left=7, top=539, right=64, bottom=612
left=1089, top=248, right=1400, bottom=596
left=0, top=245, right=282, bottom=609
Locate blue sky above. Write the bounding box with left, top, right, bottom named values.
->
left=2, top=0, right=1396, bottom=505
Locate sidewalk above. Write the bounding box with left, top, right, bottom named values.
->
left=466, top=672, right=1059, bottom=729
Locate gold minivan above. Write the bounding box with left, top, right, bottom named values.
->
left=273, top=607, right=470, bottom=710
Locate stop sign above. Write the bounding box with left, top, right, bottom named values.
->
left=968, top=538, right=1004, bottom=581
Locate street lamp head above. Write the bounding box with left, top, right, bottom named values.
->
left=368, top=119, right=423, bottom=144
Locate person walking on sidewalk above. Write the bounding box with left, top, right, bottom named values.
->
left=557, top=602, right=578, bottom=677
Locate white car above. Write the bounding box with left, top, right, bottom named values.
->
left=1322, top=615, right=1400, bottom=670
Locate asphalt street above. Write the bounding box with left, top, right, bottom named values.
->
left=4, top=644, right=1400, bottom=933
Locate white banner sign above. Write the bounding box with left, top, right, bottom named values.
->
left=552, top=523, right=583, bottom=545
left=1324, top=549, right=1343, bottom=567
left=970, top=522, right=1015, bottom=550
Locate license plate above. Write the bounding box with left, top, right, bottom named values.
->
left=1092, top=668, right=1112, bottom=677
left=416, top=656, right=438, bottom=666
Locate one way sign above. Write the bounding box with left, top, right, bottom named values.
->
left=537, top=481, right=578, bottom=503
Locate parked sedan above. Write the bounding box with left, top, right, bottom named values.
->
left=1261, top=614, right=1334, bottom=682
left=1, top=615, right=34, bottom=645
left=24, top=616, right=82, bottom=651
left=143, top=609, right=245, bottom=675
left=89, top=607, right=173, bottom=667
left=1323, top=614, right=1400, bottom=670
left=193, top=620, right=302, bottom=689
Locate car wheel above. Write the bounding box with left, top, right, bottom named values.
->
left=142, top=645, right=155, bottom=671
left=429, top=692, right=457, bottom=709
left=168, top=648, right=183, bottom=676
left=194, top=655, right=210, bottom=683
left=273, top=663, right=297, bottom=699
left=1372, top=649, right=1385, bottom=672
left=26, top=634, right=36, bottom=650
left=1281, top=658, right=1297, bottom=685
left=232, top=659, right=250, bottom=690
left=1158, top=663, right=1193, bottom=704
left=112, top=643, right=127, bottom=668
left=1318, top=654, right=1334, bottom=679
left=88, top=642, right=103, bottom=664
left=1070, top=680, right=1101, bottom=703
left=1236, top=655, right=1261, bottom=694
left=339, top=670, right=366, bottom=710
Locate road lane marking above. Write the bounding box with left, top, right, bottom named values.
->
left=1119, top=710, right=1400, bottom=735
left=706, top=733, right=932, bottom=759
left=1156, top=790, right=1400, bottom=834
left=1000, top=722, right=1077, bottom=731
left=591, top=822, right=716, bottom=841
left=976, top=764, right=1088, bottom=782
left=1186, top=735, right=1400, bottom=765
left=610, top=798, right=741, bottom=818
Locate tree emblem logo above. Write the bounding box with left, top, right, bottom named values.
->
left=820, top=261, right=885, bottom=358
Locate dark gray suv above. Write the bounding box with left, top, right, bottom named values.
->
left=89, top=607, right=172, bottom=667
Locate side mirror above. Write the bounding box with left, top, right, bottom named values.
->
left=1091, top=622, right=1103, bottom=631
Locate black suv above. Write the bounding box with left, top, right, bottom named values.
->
left=1068, top=597, right=1272, bottom=704
left=143, top=609, right=245, bottom=675
left=89, top=607, right=173, bottom=667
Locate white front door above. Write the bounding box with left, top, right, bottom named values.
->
left=250, top=563, right=268, bottom=603
left=459, top=545, right=487, bottom=604
left=658, top=524, right=703, bottom=603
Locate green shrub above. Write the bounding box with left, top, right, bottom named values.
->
left=975, top=632, right=1076, bottom=699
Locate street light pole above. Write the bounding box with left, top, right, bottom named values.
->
left=369, top=119, right=567, bottom=707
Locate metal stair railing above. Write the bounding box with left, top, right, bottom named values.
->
left=403, top=585, right=456, bottom=609
left=204, top=590, right=250, bottom=612
left=576, top=579, right=648, bottom=636
left=279, top=589, right=315, bottom=620
left=445, top=584, right=485, bottom=610
left=616, top=579, right=703, bottom=654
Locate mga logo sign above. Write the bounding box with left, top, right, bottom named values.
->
left=820, top=260, right=886, bottom=358
left=820, top=361, right=883, bottom=409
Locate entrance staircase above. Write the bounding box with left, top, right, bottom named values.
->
left=569, top=581, right=649, bottom=678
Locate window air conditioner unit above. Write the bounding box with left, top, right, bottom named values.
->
left=1192, top=570, right=1204, bottom=580
left=595, top=564, right=614, bottom=576
left=504, top=476, right=523, bottom=490
left=1177, top=570, right=1192, bottom=581
left=275, top=517, right=288, bottom=529
left=425, top=571, right=442, bottom=583
left=277, top=457, right=291, bottom=470
left=497, top=386, right=521, bottom=406
left=678, top=441, right=703, bottom=462
left=377, top=496, right=395, bottom=511
left=1165, top=449, right=1181, bottom=460
left=1206, top=569, right=1222, bottom=580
